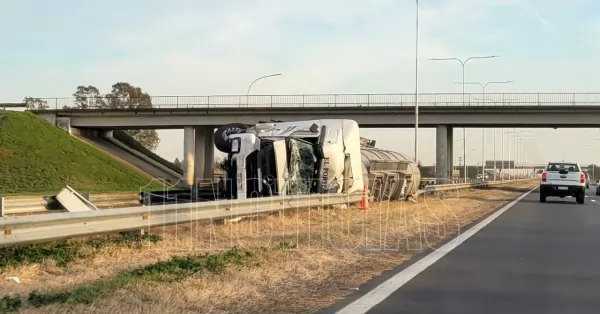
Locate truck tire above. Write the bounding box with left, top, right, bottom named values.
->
left=539, top=191, right=546, bottom=203
left=576, top=193, right=585, bottom=204
left=214, top=123, right=248, bottom=153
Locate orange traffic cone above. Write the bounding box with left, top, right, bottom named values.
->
left=360, top=184, right=369, bottom=210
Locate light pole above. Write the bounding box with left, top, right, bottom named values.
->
left=518, top=140, right=537, bottom=178
left=456, top=80, right=514, bottom=181
left=429, top=55, right=498, bottom=182
left=506, top=130, right=531, bottom=179
left=246, top=73, right=282, bottom=106
left=414, top=0, right=420, bottom=163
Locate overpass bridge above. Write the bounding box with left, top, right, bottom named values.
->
left=28, top=92, right=600, bottom=185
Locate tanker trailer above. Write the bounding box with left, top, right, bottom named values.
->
left=359, top=142, right=421, bottom=202
left=213, top=119, right=421, bottom=201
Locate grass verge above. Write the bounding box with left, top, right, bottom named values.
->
left=0, top=111, right=162, bottom=195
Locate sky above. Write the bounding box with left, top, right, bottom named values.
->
left=2, top=0, right=600, bottom=166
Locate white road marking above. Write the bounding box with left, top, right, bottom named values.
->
left=335, top=186, right=538, bottom=314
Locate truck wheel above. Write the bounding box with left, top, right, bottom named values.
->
left=576, top=193, right=585, bottom=204
left=539, top=192, right=546, bottom=203
left=213, top=123, right=248, bottom=153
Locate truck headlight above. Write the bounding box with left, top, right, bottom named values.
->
left=231, top=138, right=240, bottom=153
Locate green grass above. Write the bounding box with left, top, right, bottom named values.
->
left=0, top=234, right=161, bottom=270
left=0, top=111, right=163, bottom=194
left=0, top=248, right=253, bottom=312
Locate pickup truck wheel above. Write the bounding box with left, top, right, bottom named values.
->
left=576, top=193, right=585, bottom=204
left=539, top=192, right=546, bottom=203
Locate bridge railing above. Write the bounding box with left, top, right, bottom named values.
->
left=27, top=93, right=600, bottom=110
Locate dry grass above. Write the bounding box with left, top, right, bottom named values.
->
left=1, top=181, right=537, bottom=314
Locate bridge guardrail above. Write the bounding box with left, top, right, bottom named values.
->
left=26, top=93, right=600, bottom=110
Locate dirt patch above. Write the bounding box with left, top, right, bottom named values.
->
left=1, top=181, right=537, bottom=313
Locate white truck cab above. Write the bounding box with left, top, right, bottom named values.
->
left=540, top=161, right=586, bottom=204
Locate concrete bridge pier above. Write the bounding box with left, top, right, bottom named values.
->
left=447, top=127, right=453, bottom=181
left=183, top=127, right=195, bottom=186
left=435, top=125, right=453, bottom=184
left=194, top=126, right=215, bottom=184
left=202, top=127, right=215, bottom=180
left=183, top=126, right=217, bottom=187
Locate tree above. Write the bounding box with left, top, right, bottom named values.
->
left=125, top=129, right=160, bottom=151
left=23, top=97, right=49, bottom=110
left=73, top=85, right=106, bottom=109
left=104, top=82, right=158, bottom=150
left=214, top=157, right=227, bottom=173
left=173, top=158, right=182, bottom=169
left=105, top=82, right=152, bottom=109
left=71, top=82, right=160, bottom=151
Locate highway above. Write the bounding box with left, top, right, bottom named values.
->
left=329, top=186, right=600, bottom=314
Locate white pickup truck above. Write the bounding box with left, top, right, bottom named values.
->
left=539, top=161, right=587, bottom=204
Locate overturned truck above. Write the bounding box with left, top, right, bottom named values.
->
left=214, top=119, right=421, bottom=202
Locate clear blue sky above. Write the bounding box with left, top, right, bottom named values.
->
left=2, top=0, right=600, bottom=165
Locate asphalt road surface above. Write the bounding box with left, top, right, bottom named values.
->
left=335, top=186, right=600, bottom=314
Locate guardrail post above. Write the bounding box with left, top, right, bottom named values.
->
left=0, top=197, right=4, bottom=217
left=82, top=192, right=90, bottom=201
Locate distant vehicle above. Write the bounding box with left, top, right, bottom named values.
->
left=539, top=162, right=586, bottom=204
left=596, top=180, right=600, bottom=195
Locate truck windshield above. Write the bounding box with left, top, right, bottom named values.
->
left=546, top=163, right=579, bottom=172
left=287, top=138, right=317, bottom=195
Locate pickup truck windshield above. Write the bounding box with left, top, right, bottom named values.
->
left=546, top=163, right=579, bottom=172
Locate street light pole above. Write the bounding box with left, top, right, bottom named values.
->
left=414, top=0, right=420, bottom=163
left=456, top=80, right=513, bottom=181
left=429, top=55, right=498, bottom=182
left=246, top=73, right=282, bottom=106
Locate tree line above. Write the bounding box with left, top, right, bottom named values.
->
left=23, top=82, right=160, bottom=151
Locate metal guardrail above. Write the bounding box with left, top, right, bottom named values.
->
left=0, top=193, right=361, bottom=248
left=422, top=179, right=534, bottom=193
left=0, top=193, right=141, bottom=217
left=25, top=93, right=600, bottom=110
left=0, top=179, right=537, bottom=247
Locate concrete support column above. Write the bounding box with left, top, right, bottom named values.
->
left=183, top=126, right=195, bottom=186
left=435, top=125, right=448, bottom=184
left=194, top=127, right=207, bottom=183
left=447, top=127, right=453, bottom=181
left=203, top=127, right=215, bottom=180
